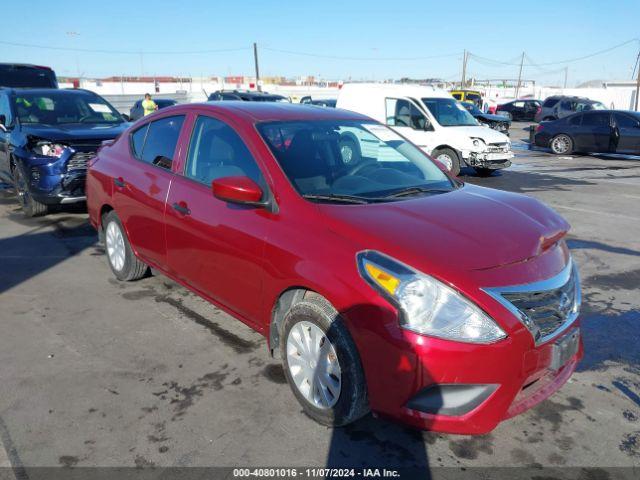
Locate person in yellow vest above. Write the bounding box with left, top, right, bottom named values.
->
left=141, top=93, right=157, bottom=116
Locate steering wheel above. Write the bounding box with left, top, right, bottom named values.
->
left=344, top=160, right=379, bottom=177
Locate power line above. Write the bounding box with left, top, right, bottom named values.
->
left=469, top=38, right=639, bottom=67
left=0, top=40, right=250, bottom=55
left=261, top=47, right=463, bottom=61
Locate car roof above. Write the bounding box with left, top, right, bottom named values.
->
left=340, top=83, right=453, bottom=99
left=194, top=101, right=372, bottom=122
left=3, top=88, right=96, bottom=96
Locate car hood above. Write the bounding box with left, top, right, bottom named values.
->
left=317, top=184, right=569, bottom=274
left=20, top=123, right=128, bottom=142
left=477, top=113, right=511, bottom=123
left=446, top=125, right=509, bottom=144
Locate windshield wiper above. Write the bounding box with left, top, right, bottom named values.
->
left=380, top=186, right=452, bottom=198
left=302, top=193, right=372, bottom=204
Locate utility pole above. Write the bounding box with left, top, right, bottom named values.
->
left=461, top=50, right=467, bottom=88
left=515, top=51, right=524, bottom=98
left=563, top=67, right=568, bottom=90
left=253, top=42, right=261, bottom=92
left=634, top=50, right=640, bottom=111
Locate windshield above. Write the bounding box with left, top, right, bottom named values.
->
left=422, top=98, right=479, bottom=127
left=257, top=120, right=455, bottom=203
left=12, top=92, right=123, bottom=125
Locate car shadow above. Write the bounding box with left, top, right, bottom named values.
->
left=0, top=186, right=96, bottom=295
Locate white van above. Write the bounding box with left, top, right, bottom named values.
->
left=336, top=83, right=513, bottom=176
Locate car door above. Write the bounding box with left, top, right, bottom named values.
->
left=164, top=113, right=274, bottom=325
left=0, top=92, right=13, bottom=182
left=511, top=101, right=525, bottom=121
left=384, top=97, right=435, bottom=151
left=113, top=114, right=185, bottom=268
left=573, top=112, right=612, bottom=152
left=612, top=112, right=640, bottom=154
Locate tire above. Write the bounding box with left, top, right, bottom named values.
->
left=432, top=147, right=461, bottom=176
left=550, top=134, right=573, bottom=155
left=280, top=293, right=369, bottom=427
left=13, top=166, right=48, bottom=217
left=339, top=136, right=362, bottom=165
left=474, top=168, right=495, bottom=177
left=103, top=211, right=148, bottom=281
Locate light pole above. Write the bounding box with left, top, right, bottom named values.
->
left=66, top=31, right=81, bottom=83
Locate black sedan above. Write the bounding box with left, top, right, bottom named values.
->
left=461, top=102, right=510, bottom=134
left=534, top=110, right=640, bottom=155
left=496, top=99, right=541, bottom=121
left=128, top=98, right=177, bottom=121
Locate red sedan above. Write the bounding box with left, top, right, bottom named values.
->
left=86, top=102, right=582, bottom=434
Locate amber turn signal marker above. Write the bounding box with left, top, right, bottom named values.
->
left=364, top=262, right=400, bottom=295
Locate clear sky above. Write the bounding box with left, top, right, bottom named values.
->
left=3, top=0, right=639, bottom=86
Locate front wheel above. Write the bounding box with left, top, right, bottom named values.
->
left=103, top=211, right=148, bottom=281
left=550, top=134, right=573, bottom=155
left=13, top=167, right=48, bottom=217
left=280, top=294, right=369, bottom=427
left=432, top=148, right=461, bottom=176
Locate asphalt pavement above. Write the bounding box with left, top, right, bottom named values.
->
left=0, top=122, right=638, bottom=478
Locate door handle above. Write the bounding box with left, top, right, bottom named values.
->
left=172, top=201, right=191, bottom=216
left=114, top=177, right=126, bottom=188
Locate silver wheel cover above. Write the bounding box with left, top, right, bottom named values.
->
left=436, top=153, right=454, bottom=171
left=552, top=135, right=570, bottom=154
left=286, top=321, right=342, bottom=409
left=340, top=144, right=354, bottom=163
left=105, top=221, right=126, bottom=272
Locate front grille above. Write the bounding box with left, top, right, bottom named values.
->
left=66, top=151, right=95, bottom=171
left=484, top=260, right=581, bottom=344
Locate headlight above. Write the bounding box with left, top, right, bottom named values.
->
left=33, top=142, right=68, bottom=157
left=357, top=251, right=506, bottom=344
left=471, top=138, right=485, bottom=150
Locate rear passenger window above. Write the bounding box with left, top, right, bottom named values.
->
left=568, top=115, right=582, bottom=126
left=543, top=98, right=559, bottom=108
left=131, top=115, right=185, bottom=170
left=130, top=124, right=148, bottom=158
left=184, top=116, right=264, bottom=188
left=582, top=113, right=609, bottom=127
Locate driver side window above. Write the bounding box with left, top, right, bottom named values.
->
left=385, top=98, right=427, bottom=130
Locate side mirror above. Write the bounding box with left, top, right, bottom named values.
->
left=423, top=118, right=433, bottom=131
left=212, top=176, right=266, bottom=206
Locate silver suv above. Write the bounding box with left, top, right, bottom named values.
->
left=535, top=96, right=606, bottom=123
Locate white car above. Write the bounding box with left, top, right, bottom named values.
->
left=336, top=83, right=513, bottom=176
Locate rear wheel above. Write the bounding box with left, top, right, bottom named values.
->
left=432, top=148, right=461, bottom=176
left=103, top=211, right=148, bottom=281
left=280, top=294, right=369, bottom=427
left=13, top=166, right=48, bottom=217
left=550, top=134, right=573, bottom=155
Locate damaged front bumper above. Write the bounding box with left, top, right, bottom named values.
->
left=464, top=150, right=514, bottom=170
left=16, top=148, right=93, bottom=205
